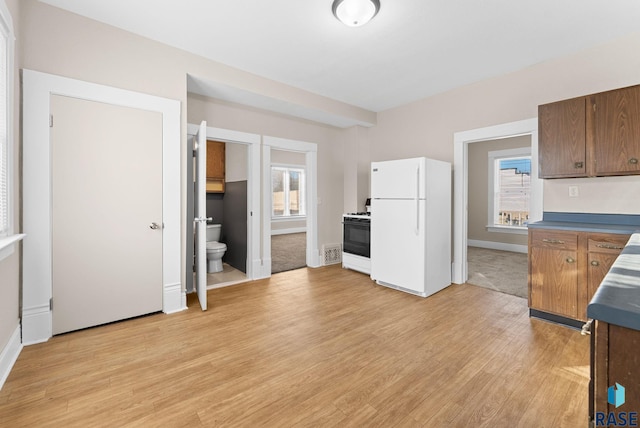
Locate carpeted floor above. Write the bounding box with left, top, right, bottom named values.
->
left=467, top=246, right=528, bottom=299
left=271, top=233, right=307, bottom=274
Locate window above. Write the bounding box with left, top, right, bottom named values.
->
left=488, top=148, right=531, bottom=233
left=0, top=0, right=17, bottom=261
left=271, top=166, right=306, bottom=218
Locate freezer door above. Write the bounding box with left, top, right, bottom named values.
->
left=371, top=158, right=425, bottom=199
left=370, top=198, right=426, bottom=293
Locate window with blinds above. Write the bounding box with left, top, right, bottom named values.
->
left=487, top=147, right=531, bottom=232
left=0, top=1, right=10, bottom=239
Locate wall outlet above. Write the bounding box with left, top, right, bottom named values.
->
left=569, top=185, right=579, bottom=198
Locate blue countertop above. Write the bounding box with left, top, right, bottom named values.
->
left=587, top=233, right=640, bottom=331
left=528, top=212, right=640, bottom=234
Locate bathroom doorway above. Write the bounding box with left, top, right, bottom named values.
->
left=186, top=125, right=261, bottom=293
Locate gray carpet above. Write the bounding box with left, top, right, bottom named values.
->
left=467, top=246, right=528, bottom=299
left=271, top=233, right=307, bottom=274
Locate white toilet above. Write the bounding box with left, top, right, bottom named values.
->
left=206, top=224, right=227, bottom=273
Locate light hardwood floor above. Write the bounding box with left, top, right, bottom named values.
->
left=0, top=265, right=590, bottom=427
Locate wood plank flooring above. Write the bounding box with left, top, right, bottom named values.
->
left=0, top=265, right=590, bottom=427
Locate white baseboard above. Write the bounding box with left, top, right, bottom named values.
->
left=307, top=248, right=321, bottom=268
left=163, top=282, right=187, bottom=314
left=21, top=303, right=51, bottom=345
left=254, top=258, right=271, bottom=279
left=271, top=227, right=307, bottom=236
left=0, top=325, right=23, bottom=390
left=468, top=239, right=527, bottom=254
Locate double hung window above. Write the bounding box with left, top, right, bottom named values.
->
left=271, top=166, right=306, bottom=218
left=488, top=148, right=531, bottom=233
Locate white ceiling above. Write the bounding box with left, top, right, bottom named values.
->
left=40, top=0, right=640, bottom=114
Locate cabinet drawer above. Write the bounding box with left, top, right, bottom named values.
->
left=587, top=233, right=629, bottom=254
left=530, top=230, right=578, bottom=251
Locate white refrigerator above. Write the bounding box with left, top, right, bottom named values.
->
left=370, top=157, right=451, bottom=297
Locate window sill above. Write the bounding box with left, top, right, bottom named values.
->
left=486, top=226, right=528, bottom=235
left=0, top=234, right=26, bottom=263
left=271, top=216, right=306, bottom=222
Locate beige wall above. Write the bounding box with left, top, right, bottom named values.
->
left=271, top=149, right=306, bottom=166
left=0, top=0, right=20, bottom=361
left=468, top=135, right=530, bottom=246
left=225, top=142, right=248, bottom=183
left=369, top=32, right=640, bottom=216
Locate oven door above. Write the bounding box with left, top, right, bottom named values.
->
left=343, top=217, right=370, bottom=258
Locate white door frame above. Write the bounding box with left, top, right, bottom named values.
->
left=186, top=124, right=263, bottom=280
left=262, top=136, right=319, bottom=277
left=452, top=118, right=541, bottom=284
left=22, top=70, right=182, bottom=344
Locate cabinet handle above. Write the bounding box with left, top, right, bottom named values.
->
left=542, top=239, right=565, bottom=245
left=596, top=243, right=624, bottom=250
left=630, top=158, right=639, bottom=165
left=566, top=257, right=575, bottom=264
left=574, top=161, right=584, bottom=169
left=590, top=260, right=600, bottom=267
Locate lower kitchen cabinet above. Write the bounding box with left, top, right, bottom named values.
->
left=528, top=229, right=629, bottom=324
left=591, top=321, right=640, bottom=421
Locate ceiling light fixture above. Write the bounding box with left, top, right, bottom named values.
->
left=332, top=0, right=380, bottom=27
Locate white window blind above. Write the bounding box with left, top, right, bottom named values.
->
left=487, top=147, right=531, bottom=233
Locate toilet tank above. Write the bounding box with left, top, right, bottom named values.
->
left=206, top=224, right=222, bottom=242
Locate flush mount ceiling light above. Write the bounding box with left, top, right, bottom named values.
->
left=332, top=0, right=380, bottom=27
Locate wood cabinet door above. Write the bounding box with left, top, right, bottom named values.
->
left=530, top=246, right=579, bottom=319
left=587, top=252, right=618, bottom=308
left=594, top=85, right=640, bottom=175
left=538, top=97, right=587, bottom=178
left=206, top=140, right=225, bottom=179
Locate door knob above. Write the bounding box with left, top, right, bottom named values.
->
left=590, top=260, right=600, bottom=267
left=149, top=222, right=161, bottom=230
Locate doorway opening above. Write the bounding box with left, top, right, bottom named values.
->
left=453, top=118, right=542, bottom=287
left=186, top=124, right=261, bottom=294
left=262, top=136, right=319, bottom=277
left=270, top=150, right=308, bottom=273
left=465, top=135, right=531, bottom=298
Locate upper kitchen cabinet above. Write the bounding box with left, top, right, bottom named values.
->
left=538, top=84, right=640, bottom=178
left=538, top=96, right=587, bottom=178
left=206, top=140, right=225, bottom=193
left=593, top=85, right=640, bottom=176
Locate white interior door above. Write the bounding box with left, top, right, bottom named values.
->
left=194, top=121, right=208, bottom=311
left=51, top=95, right=163, bottom=334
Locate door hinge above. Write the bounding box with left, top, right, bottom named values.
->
left=593, top=103, right=596, bottom=112
left=49, top=114, right=53, bottom=128
left=49, top=298, right=53, bottom=310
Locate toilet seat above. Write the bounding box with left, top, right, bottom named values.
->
left=206, top=241, right=227, bottom=251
